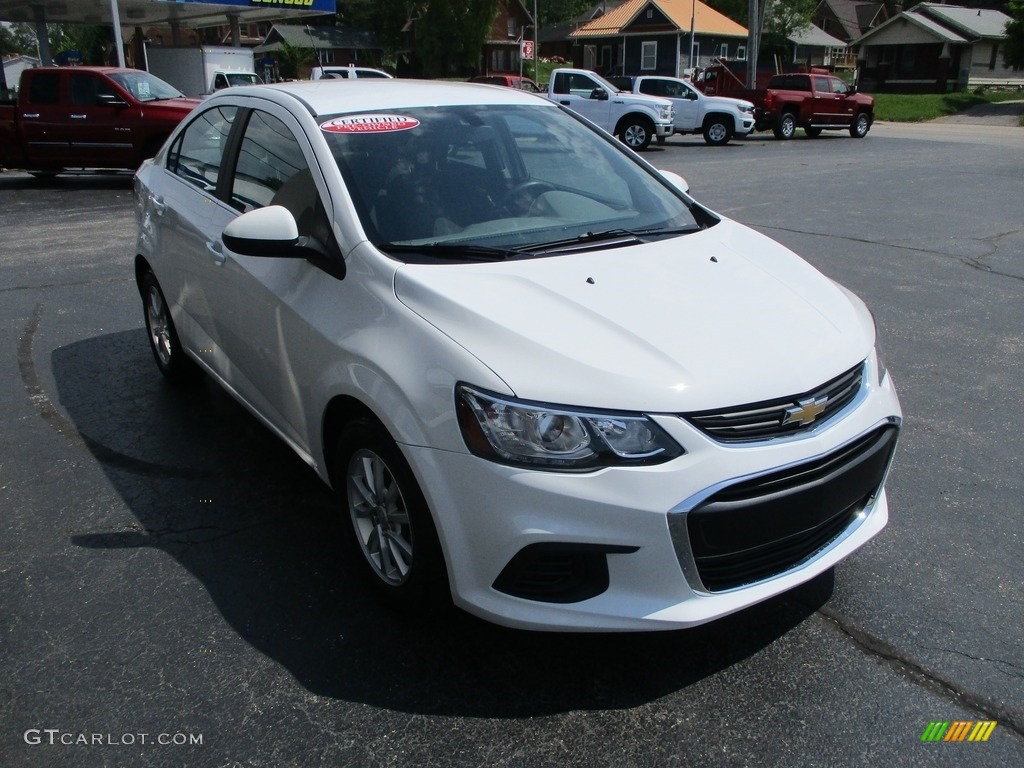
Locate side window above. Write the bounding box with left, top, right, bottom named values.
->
left=831, top=78, right=849, bottom=94
left=812, top=76, right=830, bottom=94
left=230, top=110, right=331, bottom=244
left=168, top=106, right=238, bottom=192
left=28, top=73, right=60, bottom=104
left=70, top=73, right=115, bottom=105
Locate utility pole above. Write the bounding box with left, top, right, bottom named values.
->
left=746, top=0, right=760, bottom=89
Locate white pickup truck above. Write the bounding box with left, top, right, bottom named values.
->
left=545, top=68, right=673, bottom=150
left=610, top=75, right=755, bottom=146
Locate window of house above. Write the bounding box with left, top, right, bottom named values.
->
left=737, top=45, right=747, bottom=60
left=641, top=41, right=657, bottom=70
left=168, top=106, right=238, bottom=193
left=508, top=18, right=516, bottom=38
left=718, top=43, right=729, bottom=58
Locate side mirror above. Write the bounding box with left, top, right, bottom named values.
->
left=97, top=93, right=128, bottom=108
left=222, top=205, right=345, bottom=278
left=658, top=170, right=690, bottom=195
left=223, top=206, right=300, bottom=256
left=590, top=88, right=609, bottom=101
left=846, top=84, right=858, bottom=95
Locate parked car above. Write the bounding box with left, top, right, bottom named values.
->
left=758, top=72, right=875, bottom=139
left=609, top=74, right=755, bottom=146
left=0, top=67, right=200, bottom=176
left=133, top=80, right=901, bottom=632
left=545, top=68, right=673, bottom=150
left=311, top=66, right=393, bottom=81
left=469, top=74, right=541, bottom=93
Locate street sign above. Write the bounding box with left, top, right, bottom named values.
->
left=522, top=40, right=535, bottom=59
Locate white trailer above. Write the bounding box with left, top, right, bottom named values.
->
left=145, top=46, right=260, bottom=97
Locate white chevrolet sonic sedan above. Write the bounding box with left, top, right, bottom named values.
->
left=133, top=80, right=901, bottom=631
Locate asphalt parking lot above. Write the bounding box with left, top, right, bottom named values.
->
left=2, top=120, right=1023, bottom=767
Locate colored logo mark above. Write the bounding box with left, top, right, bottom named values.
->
left=921, top=721, right=997, bottom=743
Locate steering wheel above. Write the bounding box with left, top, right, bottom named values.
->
left=499, top=180, right=556, bottom=216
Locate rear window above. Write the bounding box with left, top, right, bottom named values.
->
left=769, top=74, right=810, bottom=91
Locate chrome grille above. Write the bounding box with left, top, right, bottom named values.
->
left=685, top=363, right=864, bottom=443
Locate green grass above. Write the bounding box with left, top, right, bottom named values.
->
left=871, top=90, right=1023, bottom=122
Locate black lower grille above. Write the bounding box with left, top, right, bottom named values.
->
left=492, top=543, right=637, bottom=603
left=679, top=425, right=898, bottom=592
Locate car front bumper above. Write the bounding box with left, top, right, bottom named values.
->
left=403, top=361, right=901, bottom=632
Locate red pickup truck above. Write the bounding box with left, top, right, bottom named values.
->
left=0, top=67, right=200, bottom=176
left=758, top=72, right=874, bottom=139
left=694, top=64, right=873, bottom=140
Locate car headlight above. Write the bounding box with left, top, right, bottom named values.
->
left=456, top=384, right=684, bottom=471
left=660, top=106, right=673, bottom=121
left=739, top=103, right=755, bottom=114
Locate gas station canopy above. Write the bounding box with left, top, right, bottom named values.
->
left=0, top=0, right=334, bottom=29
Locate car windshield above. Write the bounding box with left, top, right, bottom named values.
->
left=224, top=73, right=262, bottom=86
left=108, top=71, right=185, bottom=102
left=321, top=104, right=709, bottom=260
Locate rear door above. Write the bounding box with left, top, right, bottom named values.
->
left=19, top=71, right=70, bottom=167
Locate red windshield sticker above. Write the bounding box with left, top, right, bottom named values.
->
left=320, top=115, right=420, bottom=134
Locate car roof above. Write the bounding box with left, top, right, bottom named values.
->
left=210, top=79, right=553, bottom=115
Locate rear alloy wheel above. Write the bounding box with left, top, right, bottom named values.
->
left=335, top=419, right=446, bottom=608
left=773, top=112, right=797, bottom=140
left=619, top=118, right=653, bottom=151
left=703, top=118, right=733, bottom=146
left=141, top=271, right=198, bottom=384
left=850, top=112, right=870, bottom=138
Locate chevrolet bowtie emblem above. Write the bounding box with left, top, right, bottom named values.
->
left=782, top=396, right=829, bottom=427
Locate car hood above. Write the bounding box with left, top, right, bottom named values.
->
left=704, top=94, right=754, bottom=111
left=393, top=219, right=873, bottom=412
left=144, top=97, right=203, bottom=113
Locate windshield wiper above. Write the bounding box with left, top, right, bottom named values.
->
left=377, top=242, right=518, bottom=262
left=528, top=229, right=644, bottom=255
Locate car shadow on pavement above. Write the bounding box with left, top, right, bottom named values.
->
left=50, top=329, right=834, bottom=718
left=0, top=171, right=134, bottom=191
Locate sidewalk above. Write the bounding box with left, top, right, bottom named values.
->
left=930, top=99, right=1024, bottom=126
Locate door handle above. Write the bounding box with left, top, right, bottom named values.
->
left=23, top=113, right=40, bottom=118
left=70, top=114, right=87, bottom=119
left=151, top=196, right=166, bottom=215
left=206, top=240, right=226, bottom=265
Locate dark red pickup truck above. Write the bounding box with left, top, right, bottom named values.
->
left=758, top=72, right=874, bottom=139
left=694, top=64, right=874, bottom=140
left=0, top=67, right=200, bottom=176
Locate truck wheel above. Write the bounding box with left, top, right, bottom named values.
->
left=702, top=117, right=733, bottom=146
left=849, top=112, right=871, bottom=138
left=618, top=118, right=653, bottom=151
left=773, top=112, right=797, bottom=140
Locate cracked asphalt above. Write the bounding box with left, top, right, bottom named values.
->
left=2, top=120, right=1023, bottom=767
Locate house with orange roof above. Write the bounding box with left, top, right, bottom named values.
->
left=569, top=0, right=748, bottom=77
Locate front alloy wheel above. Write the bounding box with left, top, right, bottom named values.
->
left=347, top=447, right=415, bottom=586
left=619, top=118, right=652, bottom=150
left=850, top=112, right=870, bottom=138
left=335, top=419, right=446, bottom=607
left=703, top=119, right=732, bottom=146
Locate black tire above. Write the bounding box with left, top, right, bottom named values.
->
left=702, top=116, right=733, bottom=146
left=333, top=418, right=447, bottom=609
left=140, top=271, right=199, bottom=384
left=773, top=111, right=797, bottom=140
left=849, top=112, right=871, bottom=138
left=618, top=117, right=653, bottom=150
left=805, top=126, right=822, bottom=138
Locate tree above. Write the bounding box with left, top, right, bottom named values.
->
left=1005, top=0, right=1024, bottom=69
left=276, top=41, right=313, bottom=80
left=416, top=0, right=499, bottom=77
